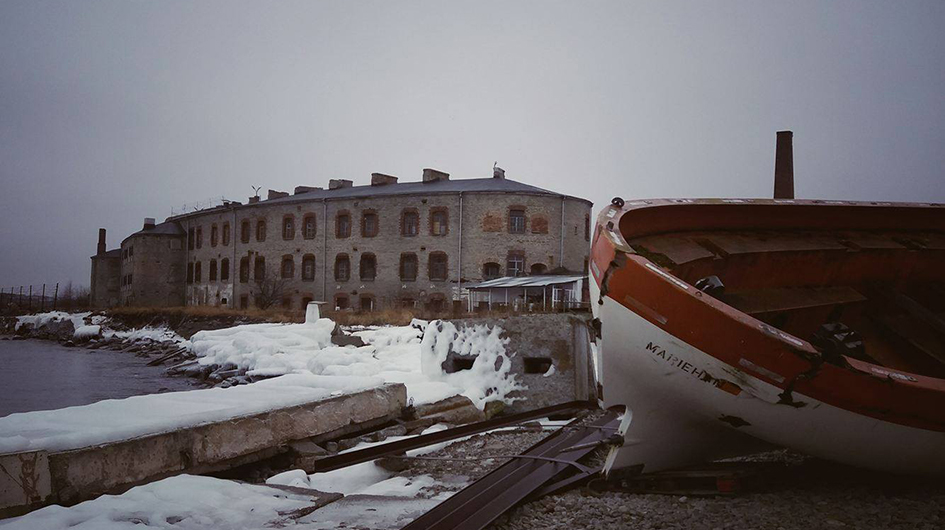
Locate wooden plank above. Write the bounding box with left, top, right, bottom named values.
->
left=722, top=286, right=866, bottom=316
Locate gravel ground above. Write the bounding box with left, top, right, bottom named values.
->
left=385, top=415, right=945, bottom=530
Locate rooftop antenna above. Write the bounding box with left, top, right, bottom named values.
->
left=251, top=185, right=261, bottom=198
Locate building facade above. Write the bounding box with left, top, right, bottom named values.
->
left=91, top=168, right=592, bottom=311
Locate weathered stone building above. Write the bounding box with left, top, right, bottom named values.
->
left=91, top=168, right=592, bottom=311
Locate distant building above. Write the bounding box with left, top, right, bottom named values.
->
left=91, top=168, right=592, bottom=311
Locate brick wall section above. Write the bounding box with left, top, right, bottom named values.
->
left=120, top=234, right=186, bottom=307
left=90, top=254, right=121, bottom=308
left=114, top=179, right=592, bottom=311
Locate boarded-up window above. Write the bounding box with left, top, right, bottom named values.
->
left=254, top=256, right=265, bottom=281
left=209, top=259, right=218, bottom=281
left=429, top=252, right=448, bottom=281
left=400, top=253, right=418, bottom=281
left=530, top=263, right=547, bottom=275
left=302, top=254, right=315, bottom=281
left=241, top=221, right=251, bottom=243
left=210, top=225, right=218, bottom=247
left=196, top=227, right=203, bottom=248
left=483, top=262, right=501, bottom=280
left=335, top=294, right=349, bottom=310
left=222, top=223, right=230, bottom=246
left=221, top=258, right=230, bottom=281
left=360, top=253, right=377, bottom=281
left=256, top=220, right=266, bottom=242
left=531, top=215, right=548, bottom=234
left=239, top=257, right=249, bottom=283
left=194, top=261, right=202, bottom=283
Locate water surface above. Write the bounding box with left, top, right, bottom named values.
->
left=0, top=338, right=199, bottom=417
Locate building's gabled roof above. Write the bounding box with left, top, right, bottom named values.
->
left=124, top=221, right=185, bottom=243
left=264, top=177, right=590, bottom=206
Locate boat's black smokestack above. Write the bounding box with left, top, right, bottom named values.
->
left=774, top=130, right=794, bottom=199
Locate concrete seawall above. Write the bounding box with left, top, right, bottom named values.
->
left=0, top=383, right=406, bottom=518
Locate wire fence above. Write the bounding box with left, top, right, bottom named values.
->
left=0, top=283, right=91, bottom=315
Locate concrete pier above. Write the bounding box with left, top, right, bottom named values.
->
left=0, top=382, right=406, bottom=518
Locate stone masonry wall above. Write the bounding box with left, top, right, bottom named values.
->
left=120, top=234, right=186, bottom=307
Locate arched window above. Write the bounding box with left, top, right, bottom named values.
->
left=220, top=258, right=230, bottom=281
left=361, top=210, right=378, bottom=237
left=187, top=262, right=194, bottom=284
left=240, top=221, right=251, bottom=244
left=239, top=257, right=249, bottom=283
left=400, top=253, right=418, bottom=281
left=428, top=252, right=448, bottom=281
left=302, top=254, right=315, bottom=281
left=483, top=262, right=501, bottom=280
left=401, top=209, right=419, bottom=237
left=430, top=208, right=448, bottom=236
left=336, top=211, right=351, bottom=238
left=254, top=256, right=265, bottom=281
left=222, top=223, right=230, bottom=246
left=360, top=253, right=377, bottom=281
left=530, top=263, right=547, bottom=275
left=281, top=255, right=294, bottom=279
left=256, top=220, right=266, bottom=242
left=303, top=214, right=317, bottom=239
left=194, top=261, right=202, bottom=283
left=334, top=254, right=350, bottom=281
left=195, top=227, right=203, bottom=249
left=210, top=225, right=218, bottom=247
left=209, top=259, right=218, bottom=281
left=282, top=216, right=295, bottom=240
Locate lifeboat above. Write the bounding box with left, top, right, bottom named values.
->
left=591, top=195, right=945, bottom=476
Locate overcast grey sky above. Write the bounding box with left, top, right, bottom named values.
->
left=1, top=1, right=943, bottom=288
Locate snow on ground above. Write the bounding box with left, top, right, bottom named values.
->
left=188, top=317, right=524, bottom=410
left=0, top=373, right=375, bottom=454
left=0, top=474, right=315, bottom=530
left=14, top=310, right=182, bottom=342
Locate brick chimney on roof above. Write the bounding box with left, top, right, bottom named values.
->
left=774, top=131, right=794, bottom=199
left=329, top=179, right=353, bottom=190
left=371, top=173, right=398, bottom=186
left=422, top=168, right=449, bottom=183
left=97, top=228, right=107, bottom=255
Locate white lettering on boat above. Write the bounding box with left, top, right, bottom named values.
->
left=645, top=341, right=741, bottom=396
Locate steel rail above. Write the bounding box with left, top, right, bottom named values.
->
left=309, top=400, right=598, bottom=473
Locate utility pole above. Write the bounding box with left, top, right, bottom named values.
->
left=53, top=283, right=59, bottom=311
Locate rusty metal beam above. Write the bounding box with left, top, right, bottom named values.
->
left=402, top=411, right=619, bottom=530
left=309, top=400, right=598, bottom=473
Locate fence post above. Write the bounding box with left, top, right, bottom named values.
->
left=54, top=283, right=59, bottom=311
left=28, top=285, right=32, bottom=312
left=41, top=284, right=46, bottom=312
left=19, top=286, right=23, bottom=308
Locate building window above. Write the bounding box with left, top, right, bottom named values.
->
left=483, top=262, right=501, bottom=280
left=282, top=216, right=295, bottom=240
left=301, top=296, right=313, bottom=310
left=256, top=220, right=266, bottom=242
left=239, top=257, right=249, bottom=283
left=303, top=214, right=317, bottom=239
left=302, top=254, right=316, bottom=281
left=361, top=211, right=378, bottom=237
left=426, top=294, right=446, bottom=312
left=430, top=208, right=448, bottom=236
left=360, top=253, right=376, bottom=281
left=359, top=295, right=375, bottom=312
left=240, top=294, right=249, bottom=309
left=187, top=262, right=194, bottom=284
left=585, top=214, right=591, bottom=241
left=400, top=253, right=418, bottom=281
left=507, top=251, right=525, bottom=277
left=254, top=256, right=266, bottom=281
left=209, top=259, right=218, bottom=281
left=335, top=294, right=349, bottom=310
left=336, top=211, right=351, bottom=238
left=530, top=263, right=547, bottom=275
left=222, top=223, right=230, bottom=246
left=241, top=221, right=251, bottom=243
left=221, top=258, right=230, bottom=281
left=334, top=254, right=350, bottom=281
left=509, top=209, right=526, bottom=234
left=210, top=225, right=218, bottom=247
left=429, top=252, right=448, bottom=281
left=196, top=227, right=203, bottom=249
left=188, top=228, right=195, bottom=250
left=401, top=209, right=419, bottom=237
left=281, top=255, right=294, bottom=279
left=194, top=261, right=202, bottom=283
